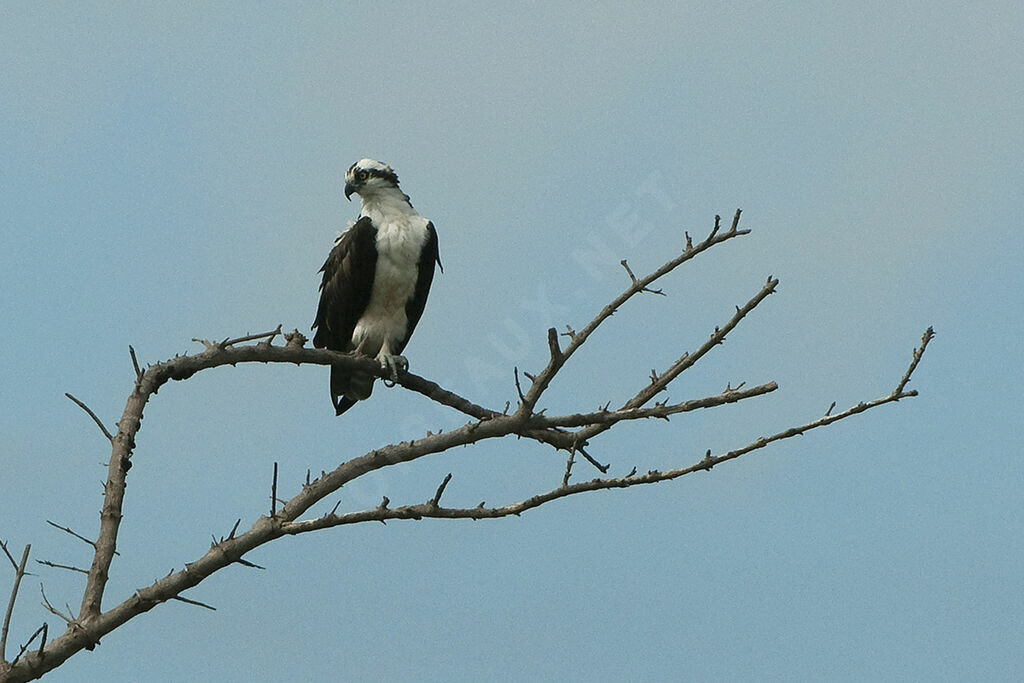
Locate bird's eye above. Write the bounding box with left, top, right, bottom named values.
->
left=357, top=170, right=368, bottom=181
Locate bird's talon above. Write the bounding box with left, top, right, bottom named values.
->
left=380, top=354, right=408, bottom=386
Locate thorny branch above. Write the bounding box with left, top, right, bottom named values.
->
left=1, top=212, right=935, bottom=682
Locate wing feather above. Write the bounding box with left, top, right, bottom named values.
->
left=398, top=221, right=440, bottom=354
left=312, top=217, right=377, bottom=351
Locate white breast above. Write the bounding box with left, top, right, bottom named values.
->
left=351, top=214, right=430, bottom=358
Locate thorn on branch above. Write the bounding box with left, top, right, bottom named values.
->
left=234, top=558, right=265, bottom=570
left=513, top=367, right=526, bottom=403
left=378, top=496, right=390, bottom=511
left=701, top=450, right=715, bottom=471
left=129, top=345, right=143, bottom=381
left=170, top=594, right=217, bottom=611
left=270, top=462, right=279, bottom=519
left=684, top=231, right=693, bottom=252
left=825, top=401, right=836, bottom=417
left=65, top=393, right=114, bottom=442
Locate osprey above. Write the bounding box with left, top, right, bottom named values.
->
left=312, top=159, right=441, bottom=415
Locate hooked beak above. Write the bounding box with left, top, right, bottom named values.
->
left=344, top=182, right=357, bottom=201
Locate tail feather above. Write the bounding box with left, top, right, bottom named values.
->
left=330, top=365, right=374, bottom=416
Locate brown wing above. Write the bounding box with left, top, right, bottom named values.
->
left=397, top=221, right=440, bottom=354
left=312, top=217, right=377, bottom=352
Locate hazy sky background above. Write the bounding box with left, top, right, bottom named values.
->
left=2, top=3, right=1022, bottom=680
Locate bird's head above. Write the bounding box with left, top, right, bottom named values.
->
left=344, top=158, right=400, bottom=201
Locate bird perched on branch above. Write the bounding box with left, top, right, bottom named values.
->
left=312, top=159, right=441, bottom=415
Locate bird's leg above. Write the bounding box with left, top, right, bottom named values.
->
left=378, top=340, right=408, bottom=386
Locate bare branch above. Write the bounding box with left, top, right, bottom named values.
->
left=3, top=213, right=934, bottom=681
left=281, top=378, right=924, bottom=536
left=64, top=394, right=113, bottom=442
left=519, top=211, right=752, bottom=413
left=529, top=382, right=777, bottom=430
left=1, top=544, right=30, bottom=663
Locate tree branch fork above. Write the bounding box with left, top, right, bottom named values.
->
left=2, top=211, right=934, bottom=682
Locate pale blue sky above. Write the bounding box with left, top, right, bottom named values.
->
left=2, top=3, right=1022, bottom=681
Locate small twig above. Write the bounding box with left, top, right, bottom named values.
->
left=825, top=401, right=836, bottom=417
left=1, top=544, right=30, bottom=663
left=621, top=259, right=639, bottom=283
left=64, top=393, right=113, bottom=442
left=546, top=328, right=562, bottom=362
left=36, top=559, right=88, bottom=575
left=39, top=584, right=73, bottom=625
left=45, top=521, right=117, bottom=555
left=129, top=345, right=143, bottom=381
left=513, top=367, right=526, bottom=403
left=227, top=519, right=241, bottom=540
left=429, top=473, right=453, bottom=507
left=576, top=446, right=609, bottom=474
left=223, top=325, right=283, bottom=348
left=561, top=448, right=577, bottom=487
left=10, top=621, right=47, bottom=666
left=271, top=462, right=279, bottom=518
left=234, top=558, right=265, bottom=571
left=894, top=327, right=935, bottom=395
left=729, top=208, right=743, bottom=232
left=709, top=214, right=721, bottom=239
left=170, top=595, right=217, bottom=611
left=1, top=539, right=18, bottom=572
left=620, top=260, right=665, bottom=295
